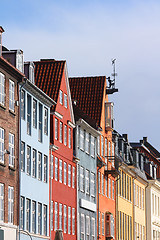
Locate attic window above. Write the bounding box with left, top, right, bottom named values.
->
left=16, top=51, right=23, bottom=73
left=150, top=164, right=153, bottom=177
left=59, top=90, right=63, bottom=105
left=64, top=94, right=67, bottom=108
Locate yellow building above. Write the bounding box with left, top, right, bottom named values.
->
left=114, top=132, right=147, bottom=240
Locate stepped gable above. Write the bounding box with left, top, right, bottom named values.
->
left=69, top=76, right=105, bottom=127
left=34, top=59, right=65, bottom=108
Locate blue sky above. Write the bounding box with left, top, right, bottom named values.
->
left=1, top=0, right=160, bottom=150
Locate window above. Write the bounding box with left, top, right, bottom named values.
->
left=105, top=138, right=107, bottom=157
left=38, top=103, right=42, bottom=142
left=8, top=186, right=14, bottom=223
left=27, top=94, right=31, bottom=135
left=109, top=141, right=111, bottom=156
left=21, top=142, right=25, bottom=171
left=101, top=136, right=104, bottom=156
left=20, top=196, right=24, bottom=229
left=137, top=185, right=139, bottom=207
left=68, top=206, right=71, bottom=234
left=9, top=80, right=14, bottom=111
left=86, top=169, right=90, bottom=194
left=59, top=90, right=63, bottom=105
left=86, top=216, right=90, bottom=240
left=59, top=159, right=62, bottom=183
left=91, top=172, right=95, bottom=199
left=44, top=108, right=48, bottom=135
left=21, top=90, right=25, bottom=120
left=32, top=201, right=36, bottom=234
left=51, top=201, right=53, bottom=231
left=64, top=205, right=67, bottom=233
left=91, top=135, right=95, bottom=158
left=72, top=166, right=75, bottom=188
left=54, top=202, right=58, bottom=230
left=80, top=128, right=84, bottom=151
left=86, top=132, right=90, bottom=154
left=109, top=178, right=111, bottom=198
left=55, top=118, right=58, bottom=140
left=38, top=152, right=42, bottom=180
left=51, top=155, right=53, bottom=179
left=27, top=146, right=31, bottom=175
left=38, top=203, right=42, bottom=234
left=97, top=136, right=100, bottom=155
left=68, top=164, right=71, bottom=187
left=80, top=166, right=85, bottom=192
left=33, top=99, right=37, bottom=128
left=112, top=180, right=114, bottom=200
left=60, top=122, right=63, bottom=143
left=55, top=157, right=58, bottom=181
left=0, top=72, right=5, bottom=106
left=0, top=128, right=4, bottom=164
left=102, top=174, right=104, bottom=195
left=81, top=214, right=85, bottom=240
left=99, top=212, right=100, bottom=234
left=64, top=125, right=67, bottom=146
left=105, top=177, right=108, bottom=196
left=0, top=183, right=4, bottom=221
left=43, top=205, right=47, bottom=235
left=9, top=133, right=14, bottom=167
left=68, top=128, right=71, bottom=148
left=102, top=213, right=104, bottom=235
left=91, top=218, right=95, bottom=240
left=44, top=155, right=47, bottom=183
left=59, top=203, right=62, bottom=230
left=64, top=94, right=67, bottom=108
left=26, top=199, right=30, bottom=231
left=64, top=162, right=67, bottom=185
left=72, top=208, right=75, bottom=235
left=98, top=172, right=101, bottom=194
left=32, top=149, right=36, bottom=178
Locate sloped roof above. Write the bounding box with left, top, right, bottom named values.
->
left=143, top=141, right=160, bottom=159
left=34, top=59, right=65, bottom=104
left=69, top=76, right=106, bottom=126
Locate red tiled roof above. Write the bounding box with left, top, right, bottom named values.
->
left=69, top=76, right=106, bottom=126
left=34, top=59, right=65, bottom=103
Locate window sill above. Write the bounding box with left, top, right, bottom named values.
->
left=0, top=104, right=6, bottom=111
left=9, top=165, right=15, bottom=171
left=0, top=161, right=6, bottom=167
left=9, top=109, right=16, bottom=116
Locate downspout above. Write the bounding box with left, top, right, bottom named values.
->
left=18, top=78, right=27, bottom=240
left=115, top=173, right=121, bottom=240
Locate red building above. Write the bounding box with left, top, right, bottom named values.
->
left=69, top=76, right=116, bottom=240
left=34, top=59, right=76, bottom=240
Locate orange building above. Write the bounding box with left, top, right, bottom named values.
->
left=69, top=76, right=117, bottom=240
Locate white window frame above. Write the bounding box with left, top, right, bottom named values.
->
left=81, top=213, right=85, bottom=240
left=101, top=136, right=104, bottom=156
left=68, top=164, right=71, bottom=187
left=32, top=149, right=36, bottom=178
left=20, top=196, right=24, bottom=229
left=59, top=90, right=63, bottom=105
left=0, top=128, right=4, bottom=164
left=72, top=208, right=75, bottom=235
left=54, top=202, right=58, bottom=231
left=91, top=217, right=95, bottom=240
left=44, top=155, right=47, bottom=183
left=51, top=201, right=53, bottom=230
left=59, top=203, right=62, bottom=230
left=112, top=180, right=114, bottom=200
left=102, top=174, right=104, bottom=195
left=44, top=107, right=48, bottom=135
left=21, top=141, right=25, bottom=172
left=0, top=183, right=4, bottom=221
left=68, top=128, right=71, bottom=149
left=64, top=162, right=67, bottom=185
left=64, top=125, right=67, bottom=146
left=8, top=186, right=14, bottom=224
left=91, top=172, right=95, bottom=198
left=38, top=203, right=42, bottom=234
left=51, top=155, right=53, bottom=179
left=38, top=152, right=42, bottom=181
left=26, top=199, right=30, bottom=232
left=102, top=213, right=104, bottom=236
left=59, top=159, right=62, bottom=183
left=80, top=128, right=84, bottom=151
left=60, top=122, right=63, bottom=143
left=80, top=166, right=85, bottom=192
left=64, top=205, right=67, bottom=233
left=68, top=206, right=71, bottom=234
left=109, top=178, right=111, bottom=198
left=55, top=157, right=58, bottom=181
left=85, top=132, right=90, bottom=154
left=86, top=215, right=90, bottom=240
left=21, top=89, right=25, bottom=120
left=43, top=205, right=47, bottom=236
left=33, top=99, right=37, bottom=128
left=32, top=201, right=36, bottom=234
left=26, top=145, right=31, bottom=175
left=55, top=118, right=58, bottom=140
left=0, top=72, right=5, bottom=106
left=86, top=169, right=90, bottom=195
left=91, top=135, right=95, bottom=158
left=64, top=93, right=67, bottom=108
left=72, top=166, right=75, bottom=188
left=9, top=79, right=14, bottom=112
left=9, top=133, right=14, bottom=167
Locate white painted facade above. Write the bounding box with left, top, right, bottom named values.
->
left=146, top=180, right=160, bottom=240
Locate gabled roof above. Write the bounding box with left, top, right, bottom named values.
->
left=69, top=76, right=106, bottom=126
left=34, top=59, right=65, bottom=105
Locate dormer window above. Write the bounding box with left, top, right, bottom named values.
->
left=29, top=62, right=35, bottom=83
left=64, top=94, right=67, bottom=108
left=150, top=164, right=153, bottom=178
left=16, top=50, right=23, bottom=73
left=154, top=167, right=157, bottom=179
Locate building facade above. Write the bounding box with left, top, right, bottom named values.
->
left=0, top=27, right=24, bottom=240
left=34, top=59, right=76, bottom=240
left=19, top=63, right=55, bottom=240
left=73, top=104, right=99, bottom=240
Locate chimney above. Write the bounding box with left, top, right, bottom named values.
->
left=0, top=26, right=5, bottom=56
left=143, top=137, right=148, bottom=143
left=122, top=134, right=128, bottom=142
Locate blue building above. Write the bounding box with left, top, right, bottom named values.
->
left=19, top=62, right=55, bottom=240
left=73, top=104, right=100, bottom=240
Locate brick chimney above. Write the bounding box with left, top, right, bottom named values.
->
left=0, top=26, right=5, bottom=56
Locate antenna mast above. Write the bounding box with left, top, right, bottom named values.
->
left=106, top=59, right=118, bottom=95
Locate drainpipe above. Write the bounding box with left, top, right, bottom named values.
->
left=18, top=78, right=27, bottom=240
